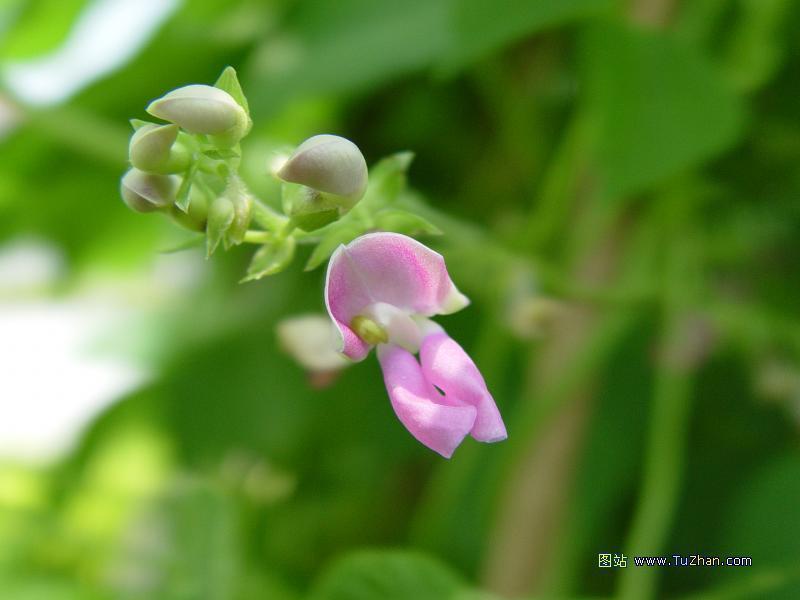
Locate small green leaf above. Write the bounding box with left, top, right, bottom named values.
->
left=364, top=152, right=414, bottom=207
left=374, top=208, right=442, bottom=236
left=305, top=223, right=366, bottom=271
left=311, top=550, right=467, bottom=600
left=214, top=65, right=250, bottom=114
left=241, top=237, right=296, bottom=282
left=206, top=196, right=235, bottom=257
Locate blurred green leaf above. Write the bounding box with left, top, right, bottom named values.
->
left=0, top=577, right=102, bottom=600
left=722, top=0, right=793, bottom=92
left=442, top=0, right=612, bottom=72
left=114, top=478, right=240, bottom=600
left=245, top=0, right=449, bottom=116
left=721, top=453, right=800, bottom=567
left=0, top=0, right=87, bottom=60
left=241, top=236, right=295, bottom=281
left=311, top=550, right=467, bottom=600
left=583, top=22, right=744, bottom=198
left=359, top=152, right=414, bottom=211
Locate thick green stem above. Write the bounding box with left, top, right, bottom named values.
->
left=617, top=357, right=694, bottom=599
left=617, top=196, right=701, bottom=600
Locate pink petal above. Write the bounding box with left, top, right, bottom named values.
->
left=420, top=332, right=507, bottom=443
left=325, top=233, right=468, bottom=359
left=377, top=344, right=476, bottom=458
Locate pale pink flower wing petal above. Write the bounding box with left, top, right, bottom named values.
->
left=377, top=344, right=476, bottom=458
left=325, top=233, right=468, bottom=359
left=420, top=332, right=507, bottom=443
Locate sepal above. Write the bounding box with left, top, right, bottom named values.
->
left=241, top=236, right=295, bottom=282
left=206, top=196, right=235, bottom=257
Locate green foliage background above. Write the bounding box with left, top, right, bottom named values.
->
left=1, top=0, right=799, bottom=598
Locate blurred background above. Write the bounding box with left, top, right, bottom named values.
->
left=1, top=0, right=799, bottom=598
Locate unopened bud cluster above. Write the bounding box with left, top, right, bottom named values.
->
left=120, top=67, right=259, bottom=254
left=122, top=66, right=440, bottom=281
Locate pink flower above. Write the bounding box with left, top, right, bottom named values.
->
left=325, top=233, right=507, bottom=458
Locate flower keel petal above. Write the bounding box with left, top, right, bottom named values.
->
left=378, top=344, right=476, bottom=458
left=420, top=331, right=507, bottom=443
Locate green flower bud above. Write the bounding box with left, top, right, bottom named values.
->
left=120, top=168, right=179, bottom=213
left=146, top=84, right=251, bottom=146
left=128, top=123, right=191, bottom=174
left=276, top=134, right=368, bottom=207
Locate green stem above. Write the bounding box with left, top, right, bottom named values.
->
left=242, top=231, right=272, bottom=244
left=522, top=110, right=590, bottom=253
left=617, top=196, right=700, bottom=600
left=251, top=199, right=289, bottom=232
left=617, top=356, right=694, bottom=600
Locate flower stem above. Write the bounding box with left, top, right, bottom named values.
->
left=251, top=198, right=289, bottom=232
left=242, top=230, right=272, bottom=244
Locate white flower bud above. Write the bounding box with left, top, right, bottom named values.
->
left=146, top=84, right=250, bottom=144
left=277, top=314, right=350, bottom=373
left=128, top=123, right=191, bottom=174
left=276, top=134, right=368, bottom=205
left=120, top=168, right=179, bottom=213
